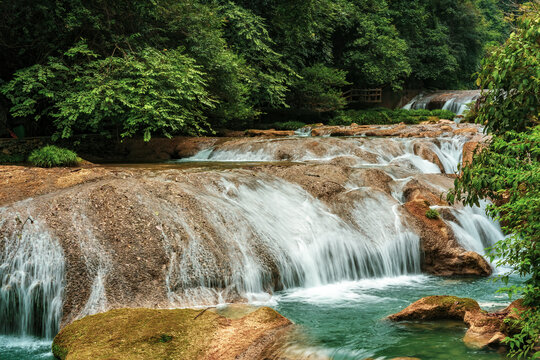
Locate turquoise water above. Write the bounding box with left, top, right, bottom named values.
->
left=1, top=274, right=519, bottom=359
left=274, top=274, right=518, bottom=359
left=0, top=335, right=54, bottom=360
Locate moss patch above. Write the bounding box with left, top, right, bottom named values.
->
left=52, top=308, right=220, bottom=360
left=424, top=296, right=480, bottom=312
left=52, top=307, right=292, bottom=360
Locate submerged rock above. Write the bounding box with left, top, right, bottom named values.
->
left=389, top=296, right=527, bottom=350
left=52, top=306, right=292, bottom=360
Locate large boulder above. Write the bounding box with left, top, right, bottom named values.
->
left=52, top=306, right=292, bottom=360
left=403, top=193, right=492, bottom=277
left=389, top=296, right=528, bottom=350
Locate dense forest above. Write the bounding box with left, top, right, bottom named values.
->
left=0, top=0, right=524, bottom=139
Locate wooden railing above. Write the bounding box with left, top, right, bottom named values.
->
left=343, top=88, right=382, bottom=103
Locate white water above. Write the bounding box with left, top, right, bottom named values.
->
left=152, top=178, right=422, bottom=306
left=403, top=91, right=481, bottom=116
left=0, top=213, right=64, bottom=339
left=0, top=133, right=507, bottom=357
left=179, top=137, right=465, bottom=175
left=447, top=201, right=505, bottom=255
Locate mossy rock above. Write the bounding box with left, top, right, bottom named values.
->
left=52, top=307, right=291, bottom=360
left=389, top=296, right=481, bottom=322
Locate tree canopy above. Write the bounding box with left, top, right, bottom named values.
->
left=0, top=0, right=516, bottom=139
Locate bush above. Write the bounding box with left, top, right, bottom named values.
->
left=0, top=153, right=25, bottom=164
left=28, top=145, right=80, bottom=167
left=273, top=121, right=307, bottom=130
left=329, top=108, right=455, bottom=126
left=431, top=109, right=455, bottom=119
left=425, top=209, right=440, bottom=220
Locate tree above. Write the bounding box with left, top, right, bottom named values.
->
left=448, top=3, right=539, bottom=357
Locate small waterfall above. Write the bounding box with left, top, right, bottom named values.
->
left=177, top=137, right=468, bottom=176
left=447, top=201, right=504, bottom=255
left=403, top=90, right=481, bottom=116
left=428, top=137, right=467, bottom=174
left=0, top=212, right=64, bottom=339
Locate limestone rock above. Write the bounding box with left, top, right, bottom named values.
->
left=390, top=296, right=529, bottom=351
left=52, top=306, right=292, bottom=360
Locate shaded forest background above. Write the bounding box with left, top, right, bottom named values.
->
left=0, top=0, right=525, bottom=139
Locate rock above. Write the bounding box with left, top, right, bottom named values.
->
left=403, top=191, right=491, bottom=277
left=52, top=307, right=292, bottom=360
left=413, top=142, right=444, bottom=172
left=390, top=296, right=529, bottom=351
left=453, top=127, right=478, bottom=135
left=388, top=296, right=480, bottom=321
left=245, top=129, right=295, bottom=137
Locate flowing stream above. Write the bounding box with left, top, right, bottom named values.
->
left=0, top=133, right=518, bottom=360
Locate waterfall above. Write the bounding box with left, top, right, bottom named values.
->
left=177, top=137, right=465, bottom=175
left=403, top=90, right=481, bottom=116
left=447, top=201, right=504, bottom=255
left=145, top=177, right=421, bottom=306
left=428, top=137, right=467, bottom=174
left=0, top=212, right=64, bottom=339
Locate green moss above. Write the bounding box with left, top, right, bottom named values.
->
left=51, top=342, right=68, bottom=359
left=425, top=209, right=440, bottom=220
left=424, top=296, right=480, bottom=311
left=52, top=308, right=220, bottom=360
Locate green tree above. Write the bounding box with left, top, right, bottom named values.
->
left=288, top=64, right=349, bottom=113
left=448, top=3, right=539, bottom=357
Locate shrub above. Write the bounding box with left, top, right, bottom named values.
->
left=273, top=121, right=307, bottom=130
left=425, top=209, right=440, bottom=220
left=431, top=109, right=455, bottom=119
left=28, top=145, right=80, bottom=167
left=0, top=153, right=25, bottom=164
left=328, top=109, right=454, bottom=126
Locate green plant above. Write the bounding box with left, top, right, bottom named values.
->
left=448, top=4, right=540, bottom=358
left=0, top=153, right=25, bottom=164
left=431, top=109, right=456, bottom=119
left=28, top=145, right=80, bottom=167
left=273, top=121, right=307, bottom=130
left=425, top=209, right=440, bottom=220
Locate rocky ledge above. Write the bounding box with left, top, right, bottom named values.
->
left=388, top=296, right=527, bottom=350
left=52, top=306, right=292, bottom=360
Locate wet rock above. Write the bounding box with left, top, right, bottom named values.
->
left=388, top=296, right=480, bottom=321
left=413, top=142, right=444, bottom=172
left=390, top=296, right=528, bottom=351
left=52, top=306, right=292, bottom=360
left=245, top=129, right=295, bottom=137
left=403, top=192, right=491, bottom=277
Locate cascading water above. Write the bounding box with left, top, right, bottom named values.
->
left=143, top=177, right=421, bottom=306
left=446, top=201, right=505, bottom=255
left=403, top=90, right=481, bottom=116
left=178, top=136, right=465, bottom=175
left=0, top=212, right=64, bottom=339
left=1, top=129, right=512, bottom=360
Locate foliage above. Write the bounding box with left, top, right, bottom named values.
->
left=425, top=209, right=440, bottom=220
left=448, top=4, right=540, bottom=358
left=0, top=153, right=25, bottom=164
left=329, top=109, right=455, bottom=126
left=0, top=0, right=514, bottom=139
left=272, top=121, right=307, bottom=131
left=28, top=145, right=80, bottom=167
left=289, top=64, right=349, bottom=113
left=2, top=43, right=213, bottom=141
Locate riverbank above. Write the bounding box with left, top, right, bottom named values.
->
left=1, top=123, right=510, bottom=359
